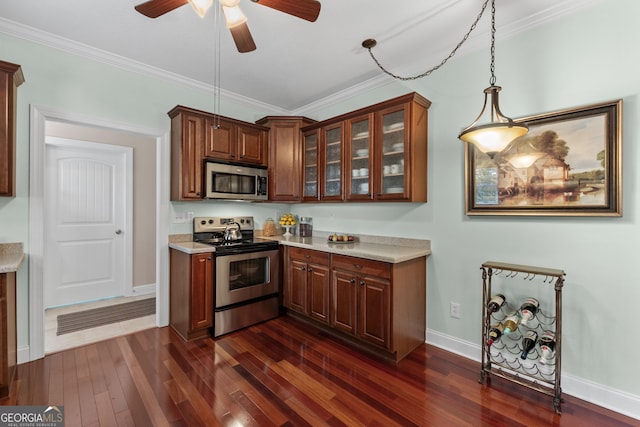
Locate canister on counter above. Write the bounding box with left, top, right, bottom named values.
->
left=263, top=218, right=276, bottom=237
left=299, top=217, right=313, bottom=237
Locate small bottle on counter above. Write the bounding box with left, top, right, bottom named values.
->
left=299, top=217, right=313, bottom=237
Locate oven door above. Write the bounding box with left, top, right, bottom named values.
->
left=215, top=248, right=279, bottom=308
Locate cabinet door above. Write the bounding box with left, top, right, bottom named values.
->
left=321, top=124, right=344, bottom=201
left=331, top=270, right=357, bottom=335
left=302, top=130, right=319, bottom=201
left=190, top=253, right=214, bottom=330
left=346, top=114, right=374, bottom=201
left=237, top=126, right=266, bottom=164
left=174, top=113, right=205, bottom=200
left=375, top=104, right=409, bottom=201
left=359, top=275, right=391, bottom=350
left=308, top=263, right=330, bottom=325
left=288, top=259, right=308, bottom=314
left=269, top=121, right=301, bottom=201
left=205, top=119, right=236, bottom=160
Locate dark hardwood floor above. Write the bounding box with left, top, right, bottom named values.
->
left=2, top=315, right=637, bottom=426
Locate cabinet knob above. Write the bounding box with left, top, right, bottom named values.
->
left=359, top=280, right=365, bottom=286
left=349, top=278, right=356, bottom=284
left=308, top=268, right=313, bottom=272
left=301, top=267, right=306, bottom=271
left=353, top=264, right=363, bottom=270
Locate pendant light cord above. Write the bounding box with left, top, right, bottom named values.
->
left=363, top=0, right=490, bottom=81
left=213, top=0, right=222, bottom=128
left=489, top=0, right=496, bottom=86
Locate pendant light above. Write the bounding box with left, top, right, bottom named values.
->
left=458, top=0, right=528, bottom=157
left=362, top=0, right=527, bottom=158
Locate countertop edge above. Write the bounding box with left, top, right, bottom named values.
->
left=0, top=242, right=25, bottom=273
left=169, top=242, right=215, bottom=255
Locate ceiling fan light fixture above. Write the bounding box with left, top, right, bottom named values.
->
left=187, top=0, right=213, bottom=17
left=220, top=0, right=247, bottom=28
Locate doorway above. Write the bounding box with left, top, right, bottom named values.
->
left=28, top=105, right=169, bottom=361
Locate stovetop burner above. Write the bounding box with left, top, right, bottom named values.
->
left=193, top=216, right=279, bottom=254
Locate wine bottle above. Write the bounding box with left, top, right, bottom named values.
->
left=539, top=331, right=556, bottom=364
left=503, top=311, right=521, bottom=335
left=487, top=293, right=506, bottom=314
left=519, top=297, right=540, bottom=326
left=520, top=330, right=538, bottom=359
left=486, top=322, right=504, bottom=347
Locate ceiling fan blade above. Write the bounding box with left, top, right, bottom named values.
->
left=251, top=0, right=321, bottom=22
left=229, top=22, right=257, bottom=53
left=135, top=0, right=188, bottom=18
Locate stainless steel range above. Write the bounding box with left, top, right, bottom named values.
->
left=193, top=216, right=280, bottom=337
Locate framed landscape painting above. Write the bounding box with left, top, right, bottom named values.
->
left=465, top=99, right=622, bottom=216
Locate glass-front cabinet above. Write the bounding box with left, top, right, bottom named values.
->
left=321, top=124, right=344, bottom=201
left=302, top=130, right=319, bottom=200
left=299, top=92, right=430, bottom=203
left=346, top=114, right=373, bottom=200
left=376, top=106, right=408, bottom=200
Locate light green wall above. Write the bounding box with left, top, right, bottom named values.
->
left=1, top=0, right=639, bottom=408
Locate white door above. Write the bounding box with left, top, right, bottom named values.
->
left=44, top=137, right=132, bottom=308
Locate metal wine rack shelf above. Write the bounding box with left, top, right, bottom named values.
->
left=479, top=261, right=565, bottom=414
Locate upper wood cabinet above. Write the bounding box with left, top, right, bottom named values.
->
left=256, top=116, right=316, bottom=202
left=168, top=105, right=269, bottom=201
left=301, top=92, right=431, bottom=203
left=0, top=61, right=24, bottom=198
left=206, top=117, right=268, bottom=165
left=169, top=106, right=206, bottom=201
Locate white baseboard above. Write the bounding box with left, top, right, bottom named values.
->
left=129, top=283, right=156, bottom=296
left=426, top=328, right=640, bottom=421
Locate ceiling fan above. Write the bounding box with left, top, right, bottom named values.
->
left=134, top=0, right=321, bottom=53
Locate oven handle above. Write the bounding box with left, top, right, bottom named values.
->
left=214, top=245, right=279, bottom=256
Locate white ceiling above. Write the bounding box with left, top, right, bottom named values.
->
left=0, top=0, right=600, bottom=113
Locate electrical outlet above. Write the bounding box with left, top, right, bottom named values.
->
left=186, top=211, right=194, bottom=221
left=450, top=302, right=461, bottom=319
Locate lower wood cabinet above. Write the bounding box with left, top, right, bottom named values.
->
left=0, top=272, right=16, bottom=398
left=169, top=249, right=214, bottom=340
left=284, top=247, right=426, bottom=362
left=286, top=247, right=331, bottom=325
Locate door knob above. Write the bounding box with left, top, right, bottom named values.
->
left=115, top=229, right=123, bottom=235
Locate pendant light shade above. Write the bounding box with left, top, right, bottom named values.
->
left=459, top=85, right=528, bottom=157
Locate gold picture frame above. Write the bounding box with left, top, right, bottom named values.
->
left=465, top=99, right=622, bottom=216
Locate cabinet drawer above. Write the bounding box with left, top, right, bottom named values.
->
left=289, top=247, right=330, bottom=265
left=331, top=254, right=391, bottom=279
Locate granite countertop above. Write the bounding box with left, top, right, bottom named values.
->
left=262, top=232, right=431, bottom=264
left=168, top=231, right=431, bottom=263
left=0, top=242, right=25, bottom=273
left=169, top=241, right=216, bottom=255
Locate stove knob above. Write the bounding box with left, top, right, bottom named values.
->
left=200, top=220, right=206, bottom=225
left=208, top=219, right=214, bottom=224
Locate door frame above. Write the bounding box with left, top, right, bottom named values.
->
left=28, top=105, right=170, bottom=361
left=45, top=137, right=133, bottom=305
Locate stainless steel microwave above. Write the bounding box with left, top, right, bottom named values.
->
left=204, top=161, right=268, bottom=201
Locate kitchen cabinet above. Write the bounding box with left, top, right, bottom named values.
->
left=302, top=92, right=430, bottom=203
left=169, top=249, right=214, bottom=340
left=301, top=123, right=345, bottom=201
left=168, top=106, right=207, bottom=201
left=0, top=272, right=16, bottom=398
left=0, top=61, right=24, bottom=198
left=332, top=255, right=391, bottom=350
left=255, top=116, right=316, bottom=202
left=283, top=246, right=427, bottom=362
left=285, top=247, right=331, bottom=325
left=168, top=105, right=269, bottom=201
left=206, top=117, right=268, bottom=165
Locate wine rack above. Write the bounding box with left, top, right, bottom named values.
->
left=479, top=261, right=565, bottom=414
